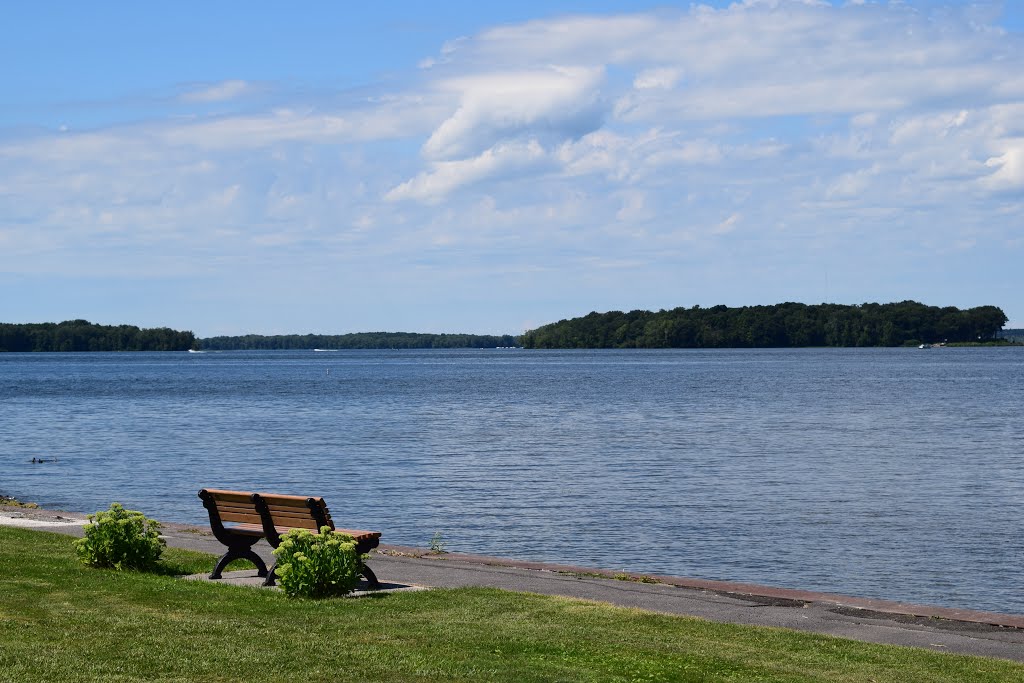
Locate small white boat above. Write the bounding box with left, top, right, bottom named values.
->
left=918, top=343, right=932, bottom=349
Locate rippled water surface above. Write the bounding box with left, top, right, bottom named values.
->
left=3, top=348, right=1023, bottom=613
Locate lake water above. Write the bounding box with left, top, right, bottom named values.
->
left=2, top=348, right=1023, bottom=614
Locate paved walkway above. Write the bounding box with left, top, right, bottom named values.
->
left=3, top=505, right=1023, bottom=663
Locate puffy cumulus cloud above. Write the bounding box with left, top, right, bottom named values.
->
left=421, top=66, right=606, bottom=161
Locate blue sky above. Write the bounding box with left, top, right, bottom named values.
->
left=2, top=1, right=1023, bottom=336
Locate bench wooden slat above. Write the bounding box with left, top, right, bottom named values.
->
left=222, top=523, right=265, bottom=535
left=269, top=518, right=321, bottom=530
left=257, top=494, right=328, bottom=508
left=262, top=514, right=326, bottom=526
left=217, top=511, right=264, bottom=525
left=262, top=503, right=330, bottom=518
left=213, top=502, right=258, bottom=513
left=203, top=489, right=257, bottom=504
left=265, top=513, right=333, bottom=527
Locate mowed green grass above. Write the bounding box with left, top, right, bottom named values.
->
left=0, top=527, right=1019, bottom=683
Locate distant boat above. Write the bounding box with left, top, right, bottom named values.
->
left=918, top=343, right=932, bottom=349
left=313, top=348, right=339, bottom=352
left=188, top=349, right=205, bottom=354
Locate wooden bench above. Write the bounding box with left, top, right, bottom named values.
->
left=198, top=488, right=382, bottom=588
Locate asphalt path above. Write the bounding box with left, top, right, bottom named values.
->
left=4, top=505, right=1023, bottom=664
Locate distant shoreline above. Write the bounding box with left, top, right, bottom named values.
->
left=3, top=305, right=1021, bottom=352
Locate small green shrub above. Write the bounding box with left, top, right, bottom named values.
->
left=74, top=502, right=165, bottom=571
left=428, top=530, right=447, bottom=554
left=273, top=526, right=363, bottom=598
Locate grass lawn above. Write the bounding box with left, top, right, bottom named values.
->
left=0, top=526, right=1020, bottom=682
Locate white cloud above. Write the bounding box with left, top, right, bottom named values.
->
left=645, top=138, right=724, bottom=167
left=633, top=67, right=681, bottom=90
left=889, top=109, right=971, bottom=146
left=438, top=3, right=1023, bottom=124
left=712, top=213, right=742, bottom=235
left=422, top=66, right=606, bottom=161
left=556, top=130, right=631, bottom=179
left=852, top=112, right=878, bottom=128
left=386, top=139, right=549, bottom=202
left=181, top=80, right=253, bottom=103
left=615, top=189, right=653, bottom=223
left=827, top=166, right=878, bottom=199
left=158, top=100, right=442, bottom=150
left=982, top=143, right=1024, bottom=191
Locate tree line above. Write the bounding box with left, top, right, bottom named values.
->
left=520, top=301, right=1009, bottom=349
left=3, top=303, right=1010, bottom=352
left=0, top=320, right=196, bottom=352
left=199, top=332, right=519, bottom=350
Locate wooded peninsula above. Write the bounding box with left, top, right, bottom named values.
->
left=0, top=320, right=196, bottom=352
left=519, top=301, right=1009, bottom=349
left=0, top=302, right=1013, bottom=352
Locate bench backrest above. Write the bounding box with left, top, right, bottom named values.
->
left=200, top=488, right=335, bottom=531
left=256, top=492, right=334, bottom=531
left=200, top=489, right=263, bottom=526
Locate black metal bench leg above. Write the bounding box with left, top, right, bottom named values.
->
left=361, top=563, right=381, bottom=590
left=262, top=561, right=278, bottom=587
left=210, top=544, right=268, bottom=579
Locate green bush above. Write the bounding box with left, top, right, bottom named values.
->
left=273, top=526, right=363, bottom=598
left=74, top=503, right=165, bottom=571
